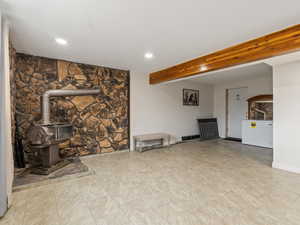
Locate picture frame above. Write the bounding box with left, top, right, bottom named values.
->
left=183, top=89, right=199, bottom=106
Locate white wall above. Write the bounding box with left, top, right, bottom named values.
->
left=213, top=74, right=273, bottom=138
left=130, top=71, right=214, bottom=149
left=272, top=61, right=300, bottom=173
left=0, top=17, right=14, bottom=217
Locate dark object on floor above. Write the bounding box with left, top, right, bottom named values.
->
left=197, top=118, right=219, bottom=140
left=13, top=158, right=89, bottom=187
left=27, top=123, right=73, bottom=174
left=224, top=137, right=242, bottom=142
left=182, top=135, right=200, bottom=141
left=14, top=114, right=25, bottom=168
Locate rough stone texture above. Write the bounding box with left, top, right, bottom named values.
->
left=15, top=53, right=129, bottom=157
left=9, top=41, right=17, bottom=149
left=249, top=102, right=273, bottom=120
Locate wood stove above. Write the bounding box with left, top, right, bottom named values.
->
left=27, top=89, right=100, bottom=175
left=28, top=123, right=73, bottom=174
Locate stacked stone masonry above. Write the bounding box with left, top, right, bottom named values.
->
left=15, top=53, right=129, bottom=158
left=10, top=42, right=17, bottom=150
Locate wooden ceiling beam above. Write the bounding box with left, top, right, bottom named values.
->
left=149, top=24, right=300, bottom=84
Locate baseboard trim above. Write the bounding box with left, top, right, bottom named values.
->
left=272, top=162, right=300, bottom=174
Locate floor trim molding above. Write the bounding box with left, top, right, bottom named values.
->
left=272, top=161, right=300, bottom=174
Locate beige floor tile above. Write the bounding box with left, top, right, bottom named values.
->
left=3, top=140, right=300, bottom=225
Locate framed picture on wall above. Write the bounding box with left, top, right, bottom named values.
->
left=183, top=89, right=199, bottom=106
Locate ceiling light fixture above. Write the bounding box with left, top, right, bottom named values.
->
left=55, top=38, right=68, bottom=45
left=144, top=52, right=154, bottom=59
left=200, top=65, right=208, bottom=71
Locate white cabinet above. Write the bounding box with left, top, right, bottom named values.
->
left=242, top=120, right=273, bottom=148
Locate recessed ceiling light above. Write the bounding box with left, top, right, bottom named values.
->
left=55, top=38, right=68, bottom=45
left=200, top=65, right=208, bottom=71
left=144, top=52, right=154, bottom=59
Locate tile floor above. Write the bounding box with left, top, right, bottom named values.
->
left=1, top=139, right=300, bottom=225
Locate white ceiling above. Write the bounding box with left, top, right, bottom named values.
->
left=189, top=63, right=272, bottom=85
left=2, top=0, right=300, bottom=74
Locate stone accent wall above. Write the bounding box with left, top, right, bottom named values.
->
left=9, top=41, right=16, bottom=148
left=15, top=53, right=129, bottom=157
left=249, top=102, right=273, bottom=120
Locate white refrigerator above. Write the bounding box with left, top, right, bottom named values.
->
left=242, top=120, right=273, bottom=148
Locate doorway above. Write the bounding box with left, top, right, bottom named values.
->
left=226, top=87, right=248, bottom=140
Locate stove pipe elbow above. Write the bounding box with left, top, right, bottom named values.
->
left=42, top=89, right=100, bottom=124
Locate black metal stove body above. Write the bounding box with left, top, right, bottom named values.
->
left=27, top=89, right=100, bottom=174
left=28, top=123, right=73, bottom=169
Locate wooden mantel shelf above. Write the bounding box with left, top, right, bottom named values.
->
left=149, top=24, right=300, bottom=84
